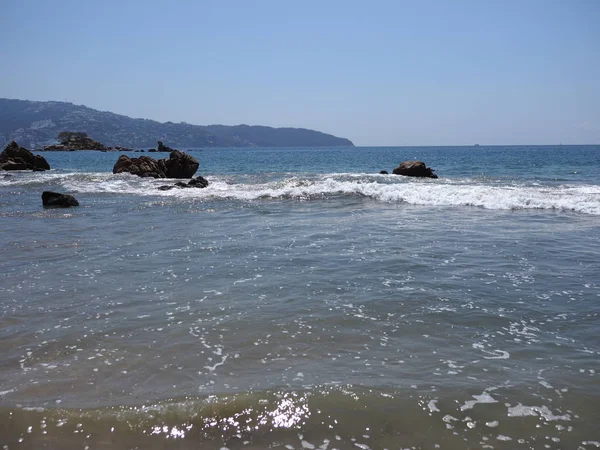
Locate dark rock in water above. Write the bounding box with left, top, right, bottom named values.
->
left=33, top=155, right=50, bottom=170
left=379, top=170, right=388, bottom=174
left=392, top=161, right=438, bottom=178
left=163, top=150, right=199, bottom=178
left=0, top=141, right=51, bottom=171
left=42, top=191, right=79, bottom=207
left=157, top=185, right=175, bottom=191
left=113, top=145, right=199, bottom=179
left=157, top=141, right=174, bottom=152
left=113, top=154, right=165, bottom=177
left=148, top=149, right=157, bottom=152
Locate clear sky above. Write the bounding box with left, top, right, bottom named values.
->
left=1, top=0, right=599, bottom=146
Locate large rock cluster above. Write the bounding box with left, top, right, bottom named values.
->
left=44, top=132, right=107, bottom=151
left=113, top=147, right=199, bottom=179
left=0, top=141, right=50, bottom=171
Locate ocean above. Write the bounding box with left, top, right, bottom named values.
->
left=0, top=145, right=599, bottom=449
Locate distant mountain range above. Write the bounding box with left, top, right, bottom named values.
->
left=0, top=98, right=354, bottom=149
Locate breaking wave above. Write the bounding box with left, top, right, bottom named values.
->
left=2, top=171, right=600, bottom=215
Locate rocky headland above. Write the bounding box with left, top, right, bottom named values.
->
left=1, top=98, right=354, bottom=149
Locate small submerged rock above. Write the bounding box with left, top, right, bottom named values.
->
left=42, top=191, right=79, bottom=208
left=187, top=176, right=209, bottom=188
left=392, top=161, right=438, bottom=178
left=0, top=141, right=50, bottom=171
left=158, top=176, right=209, bottom=191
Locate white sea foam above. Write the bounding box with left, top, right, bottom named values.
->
left=507, top=403, right=571, bottom=421
left=442, top=414, right=458, bottom=422
left=204, top=354, right=228, bottom=373
left=460, top=391, right=498, bottom=411
left=427, top=400, right=440, bottom=412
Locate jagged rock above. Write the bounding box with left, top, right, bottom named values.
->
left=157, top=141, right=174, bottom=152
left=44, top=132, right=107, bottom=151
left=392, top=161, right=438, bottom=178
left=42, top=191, right=79, bottom=207
left=0, top=141, right=50, bottom=171
left=113, top=145, right=199, bottom=179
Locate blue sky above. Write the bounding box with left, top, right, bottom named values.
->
left=1, top=0, right=599, bottom=145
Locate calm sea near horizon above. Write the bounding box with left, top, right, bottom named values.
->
left=1, top=145, right=599, bottom=449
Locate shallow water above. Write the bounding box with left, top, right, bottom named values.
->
left=1, top=146, right=599, bottom=448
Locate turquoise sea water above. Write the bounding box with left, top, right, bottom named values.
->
left=1, top=145, right=599, bottom=449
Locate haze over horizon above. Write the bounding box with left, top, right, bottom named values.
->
left=1, top=0, right=599, bottom=146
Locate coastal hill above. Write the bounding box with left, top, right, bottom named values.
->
left=0, top=98, right=354, bottom=149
